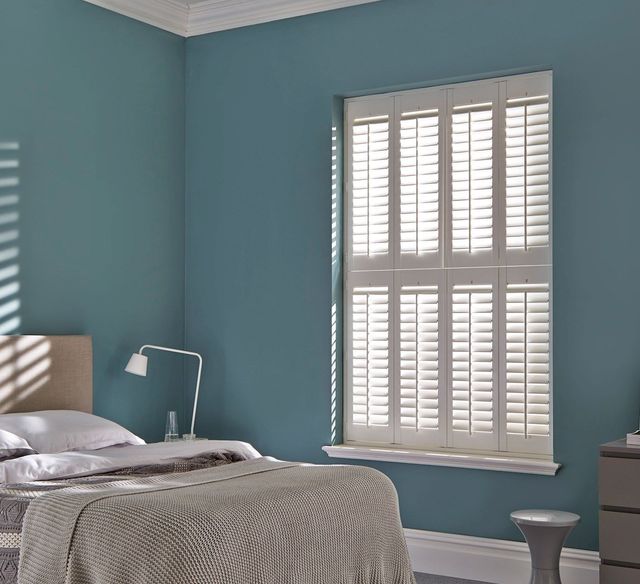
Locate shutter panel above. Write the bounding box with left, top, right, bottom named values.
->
left=346, top=275, right=393, bottom=444
left=505, top=96, right=550, bottom=261
left=395, top=270, right=445, bottom=448
left=347, top=99, right=392, bottom=270
left=503, top=266, right=551, bottom=454
left=352, top=116, right=390, bottom=257
left=399, top=109, right=440, bottom=260
left=450, top=270, right=498, bottom=451
left=399, top=286, right=439, bottom=429
left=450, top=103, right=494, bottom=259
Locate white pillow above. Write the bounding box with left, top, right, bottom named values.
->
left=0, top=429, right=35, bottom=461
left=0, top=410, right=145, bottom=454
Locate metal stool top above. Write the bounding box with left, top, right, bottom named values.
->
left=510, top=509, right=580, bottom=528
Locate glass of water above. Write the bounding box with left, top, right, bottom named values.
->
left=165, top=411, right=179, bottom=442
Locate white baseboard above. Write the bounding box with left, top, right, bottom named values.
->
left=405, top=528, right=599, bottom=584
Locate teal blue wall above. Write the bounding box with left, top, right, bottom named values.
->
left=0, top=0, right=186, bottom=441
left=186, top=0, right=640, bottom=550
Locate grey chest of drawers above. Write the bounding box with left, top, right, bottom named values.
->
left=600, top=439, right=640, bottom=583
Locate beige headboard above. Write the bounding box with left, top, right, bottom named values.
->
left=0, top=336, right=92, bottom=414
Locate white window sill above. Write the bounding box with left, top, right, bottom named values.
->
left=322, top=444, right=561, bottom=476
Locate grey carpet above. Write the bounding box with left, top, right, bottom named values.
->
left=415, top=573, right=488, bottom=584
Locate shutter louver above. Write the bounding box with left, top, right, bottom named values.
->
left=451, top=285, right=494, bottom=436
left=399, top=286, right=439, bottom=431
left=506, top=97, right=550, bottom=251
left=451, top=105, right=493, bottom=254
left=399, top=110, right=439, bottom=257
left=351, top=116, right=390, bottom=259
left=506, top=283, right=550, bottom=438
left=351, top=286, right=390, bottom=428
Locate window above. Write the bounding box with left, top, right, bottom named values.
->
left=343, top=72, right=552, bottom=460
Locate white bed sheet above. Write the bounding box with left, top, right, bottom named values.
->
left=0, top=440, right=261, bottom=484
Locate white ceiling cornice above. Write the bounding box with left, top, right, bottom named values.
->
left=82, top=0, right=380, bottom=37
left=187, top=0, right=380, bottom=36
left=83, top=0, right=188, bottom=36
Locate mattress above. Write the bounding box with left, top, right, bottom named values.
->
left=0, top=448, right=247, bottom=584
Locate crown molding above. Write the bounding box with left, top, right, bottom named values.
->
left=83, top=0, right=188, bottom=35
left=187, top=0, right=380, bottom=37
left=82, top=0, right=380, bottom=37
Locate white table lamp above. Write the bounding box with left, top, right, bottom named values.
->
left=125, top=344, right=203, bottom=440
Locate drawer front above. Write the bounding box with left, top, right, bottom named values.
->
left=600, top=564, right=640, bottom=584
left=600, top=511, right=640, bottom=565
left=600, top=457, right=640, bottom=509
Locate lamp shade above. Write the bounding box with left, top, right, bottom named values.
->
left=125, top=352, right=148, bottom=377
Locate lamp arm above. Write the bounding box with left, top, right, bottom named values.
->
left=191, top=355, right=202, bottom=436
left=138, top=345, right=203, bottom=436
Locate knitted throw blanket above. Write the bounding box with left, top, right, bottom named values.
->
left=0, top=450, right=245, bottom=584
left=19, top=458, right=416, bottom=584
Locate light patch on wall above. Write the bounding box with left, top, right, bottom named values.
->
left=0, top=143, right=52, bottom=410
left=332, top=127, right=338, bottom=264
left=330, top=125, right=340, bottom=445
left=331, top=303, right=338, bottom=444
left=0, top=336, right=52, bottom=411
left=0, top=142, right=21, bottom=334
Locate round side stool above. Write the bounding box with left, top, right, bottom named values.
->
left=510, top=510, right=580, bottom=584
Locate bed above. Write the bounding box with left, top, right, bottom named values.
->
left=0, top=335, right=415, bottom=584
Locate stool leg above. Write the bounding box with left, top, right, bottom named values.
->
left=515, top=524, right=575, bottom=584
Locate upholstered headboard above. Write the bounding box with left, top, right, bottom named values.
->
left=0, top=336, right=92, bottom=414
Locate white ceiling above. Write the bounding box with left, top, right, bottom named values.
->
left=82, top=0, right=380, bottom=37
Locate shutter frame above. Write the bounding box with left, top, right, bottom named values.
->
left=394, top=269, right=446, bottom=449
left=448, top=267, right=500, bottom=451
left=346, top=98, right=394, bottom=272
left=343, top=71, right=553, bottom=459
left=499, top=265, right=553, bottom=455
left=394, top=88, right=445, bottom=270
left=504, top=73, right=552, bottom=267
left=345, top=271, right=394, bottom=444
left=446, top=83, right=500, bottom=268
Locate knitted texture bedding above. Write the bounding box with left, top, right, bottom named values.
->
left=0, top=450, right=244, bottom=584
left=18, top=458, right=415, bottom=584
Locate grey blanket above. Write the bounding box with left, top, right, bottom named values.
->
left=19, top=458, right=415, bottom=584
left=0, top=450, right=245, bottom=584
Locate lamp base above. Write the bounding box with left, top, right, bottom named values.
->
left=182, top=433, right=196, bottom=441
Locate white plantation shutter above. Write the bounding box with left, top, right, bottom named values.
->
left=398, top=109, right=440, bottom=264
left=449, top=270, right=499, bottom=451
left=344, top=72, right=553, bottom=458
left=450, top=102, right=495, bottom=264
left=347, top=99, right=393, bottom=271
left=503, top=267, right=552, bottom=454
left=505, top=95, right=551, bottom=265
left=351, top=117, right=390, bottom=257
left=396, top=271, right=445, bottom=448
left=346, top=274, right=393, bottom=443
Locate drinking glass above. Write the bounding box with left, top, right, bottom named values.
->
left=165, top=411, right=179, bottom=442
